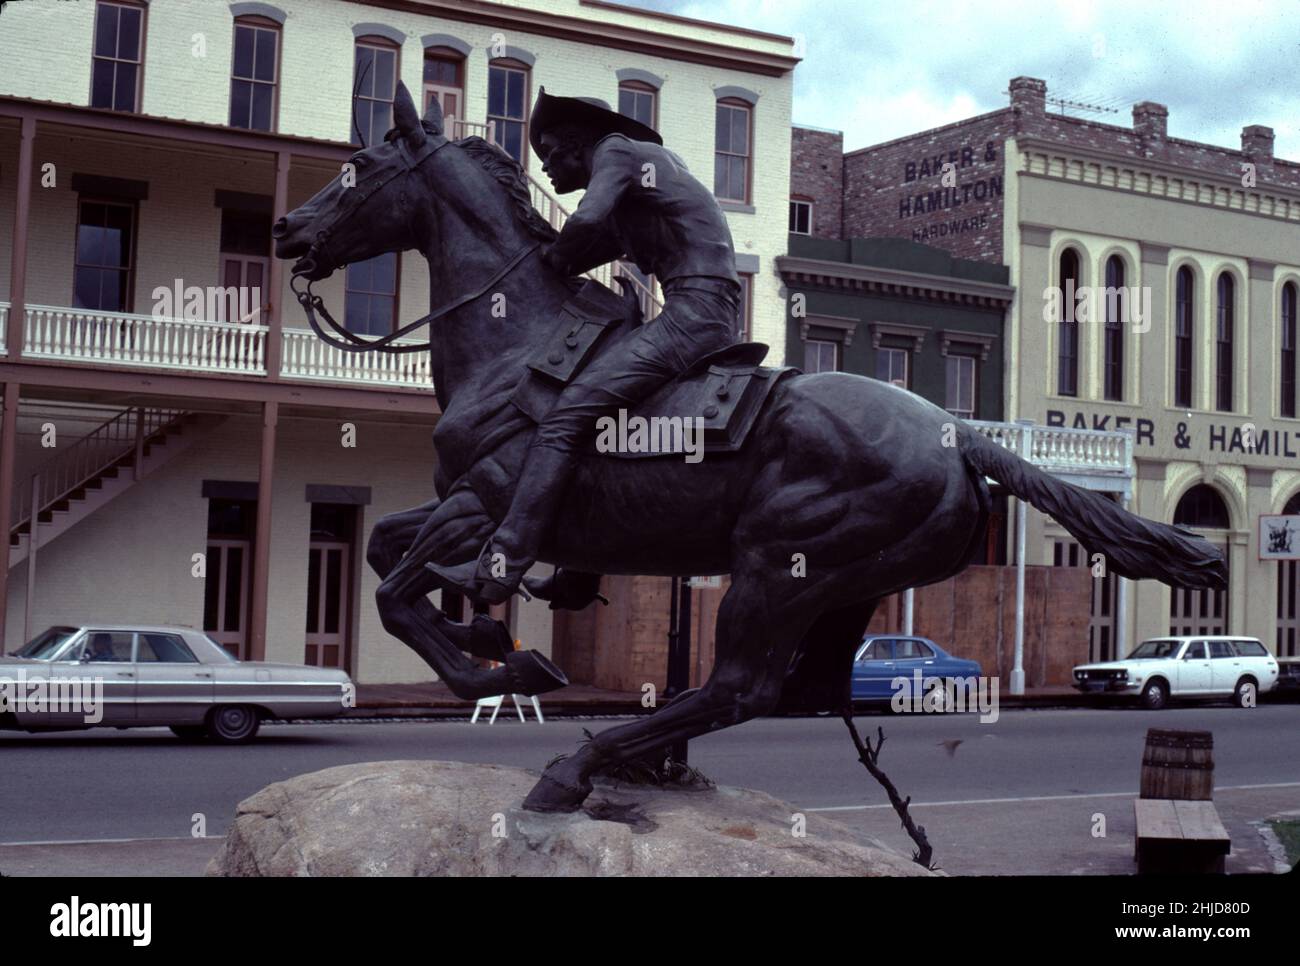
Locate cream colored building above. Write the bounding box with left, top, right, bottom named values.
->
left=1000, top=82, right=1300, bottom=659
left=0, top=0, right=797, bottom=682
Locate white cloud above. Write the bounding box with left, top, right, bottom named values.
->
left=629, top=0, right=1300, bottom=157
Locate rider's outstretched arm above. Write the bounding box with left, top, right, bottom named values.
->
left=546, top=137, right=637, bottom=276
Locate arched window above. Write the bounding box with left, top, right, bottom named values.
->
left=1282, top=282, right=1298, bottom=418
left=1103, top=255, right=1125, bottom=401
left=1174, top=484, right=1230, bottom=529
left=1174, top=266, right=1194, bottom=408
left=1057, top=248, right=1080, bottom=396
left=1171, top=484, right=1230, bottom=635
left=353, top=36, right=399, bottom=147
left=1216, top=272, right=1235, bottom=412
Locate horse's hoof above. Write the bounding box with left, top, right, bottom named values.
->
left=465, top=614, right=514, bottom=662
left=522, top=773, right=591, bottom=813
left=505, top=650, right=569, bottom=695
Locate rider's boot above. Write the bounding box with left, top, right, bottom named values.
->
left=522, top=568, right=609, bottom=611
left=425, top=444, right=572, bottom=606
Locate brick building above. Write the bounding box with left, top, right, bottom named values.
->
left=822, top=75, right=1300, bottom=659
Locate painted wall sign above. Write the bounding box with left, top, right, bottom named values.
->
left=1259, top=514, right=1300, bottom=560
left=1046, top=409, right=1300, bottom=460
left=897, top=141, right=1002, bottom=243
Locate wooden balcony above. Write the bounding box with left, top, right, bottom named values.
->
left=20, top=305, right=434, bottom=391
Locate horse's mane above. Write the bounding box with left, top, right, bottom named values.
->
left=447, top=133, right=559, bottom=244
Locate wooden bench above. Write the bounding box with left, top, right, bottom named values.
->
left=1134, top=798, right=1230, bottom=874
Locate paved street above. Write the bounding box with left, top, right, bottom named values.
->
left=1, top=704, right=1297, bottom=875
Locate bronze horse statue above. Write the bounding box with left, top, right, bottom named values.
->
left=274, top=83, right=1226, bottom=813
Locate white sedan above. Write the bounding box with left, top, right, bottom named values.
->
left=1072, top=636, right=1279, bottom=710
left=1, top=624, right=352, bottom=741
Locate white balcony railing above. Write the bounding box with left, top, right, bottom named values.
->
left=967, top=419, right=1132, bottom=481
left=281, top=328, right=434, bottom=389
left=24, top=305, right=268, bottom=375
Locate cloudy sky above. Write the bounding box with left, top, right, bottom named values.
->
left=623, top=0, right=1300, bottom=159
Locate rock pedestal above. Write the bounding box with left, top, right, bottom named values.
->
left=206, top=759, right=933, bottom=877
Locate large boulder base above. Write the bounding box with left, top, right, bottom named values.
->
left=206, top=759, right=934, bottom=877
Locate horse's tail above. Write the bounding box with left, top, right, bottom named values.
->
left=958, top=424, right=1226, bottom=589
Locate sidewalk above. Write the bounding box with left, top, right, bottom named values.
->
left=348, top=682, right=1096, bottom=718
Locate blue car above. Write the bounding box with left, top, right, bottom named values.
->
left=851, top=634, right=982, bottom=705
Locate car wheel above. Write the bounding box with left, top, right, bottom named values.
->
left=170, top=725, right=207, bottom=741
left=1141, top=680, right=1168, bottom=711
left=206, top=706, right=261, bottom=743
left=1233, top=678, right=1258, bottom=709
left=934, top=679, right=956, bottom=714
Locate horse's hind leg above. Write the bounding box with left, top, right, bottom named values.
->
left=522, top=569, right=816, bottom=812
left=374, top=489, right=568, bottom=699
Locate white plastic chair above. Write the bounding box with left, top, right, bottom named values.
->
left=471, top=692, right=544, bottom=724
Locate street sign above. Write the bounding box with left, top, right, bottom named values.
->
left=1259, top=514, right=1300, bottom=559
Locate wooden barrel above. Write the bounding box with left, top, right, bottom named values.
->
left=1140, top=729, right=1214, bottom=800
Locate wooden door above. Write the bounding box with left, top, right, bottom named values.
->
left=305, top=541, right=349, bottom=668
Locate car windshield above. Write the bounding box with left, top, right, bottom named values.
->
left=1128, top=639, right=1181, bottom=659
left=13, top=626, right=78, bottom=659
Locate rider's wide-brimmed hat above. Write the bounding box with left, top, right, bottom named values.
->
left=529, top=86, right=663, bottom=155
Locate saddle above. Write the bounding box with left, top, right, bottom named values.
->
left=509, top=279, right=797, bottom=457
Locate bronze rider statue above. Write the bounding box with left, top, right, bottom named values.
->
left=428, top=88, right=742, bottom=605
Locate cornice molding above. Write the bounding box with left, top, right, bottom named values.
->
left=869, top=321, right=927, bottom=352
left=776, top=255, right=1014, bottom=309
left=347, top=0, right=798, bottom=76
left=1016, top=134, right=1300, bottom=214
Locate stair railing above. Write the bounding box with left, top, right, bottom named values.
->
left=12, top=407, right=186, bottom=534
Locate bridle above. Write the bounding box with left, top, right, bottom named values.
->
left=289, top=130, right=539, bottom=355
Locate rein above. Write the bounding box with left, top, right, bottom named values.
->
left=288, top=131, right=540, bottom=355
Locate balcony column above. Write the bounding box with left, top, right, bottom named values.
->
left=6, top=115, right=36, bottom=357
left=264, top=150, right=291, bottom=379
left=248, top=400, right=278, bottom=661
left=0, top=383, right=18, bottom=648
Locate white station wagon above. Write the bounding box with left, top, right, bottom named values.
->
left=1073, top=636, right=1279, bottom=710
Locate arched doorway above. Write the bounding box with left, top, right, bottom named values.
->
left=1276, top=492, right=1300, bottom=656
left=1170, top=484, right=1229, bottom=635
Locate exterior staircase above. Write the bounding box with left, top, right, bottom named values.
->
left=8, top=407, right=227, bottom=567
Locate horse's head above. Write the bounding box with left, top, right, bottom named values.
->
left=273, top=81, right=445, bottom=281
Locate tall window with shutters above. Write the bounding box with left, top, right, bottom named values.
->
left=90, top=1, right=145, bottom=112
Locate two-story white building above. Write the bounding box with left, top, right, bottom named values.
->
left=0, top=0, right=797, bottom=683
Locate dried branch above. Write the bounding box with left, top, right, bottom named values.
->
left=841, top=712, right=936, bottom=870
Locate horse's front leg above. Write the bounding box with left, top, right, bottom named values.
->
left=374, top=488, right=568, bottom=699
left=368, top=497, right=511, bottom=662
